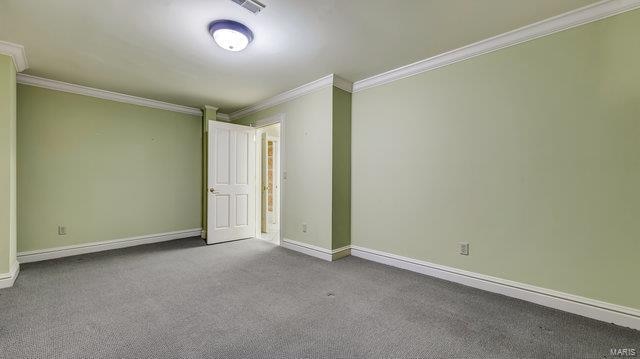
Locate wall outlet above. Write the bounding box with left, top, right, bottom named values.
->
left=302, top=223, right=308, bottom=233
left=58, top=225, right=67, bottom=236
left=459, top=242, right=469, bottom=256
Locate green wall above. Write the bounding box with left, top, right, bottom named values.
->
left=235, top=86, right=352, bottom=253
left=17, top=85, right=202, bottom=253
left=351, top=10, right=640, bottom=309
left=0, top=55, right=16, bottom=274
left=332, top=87, right=351, bottom=250
left=235, top=87, right=334, bottom=250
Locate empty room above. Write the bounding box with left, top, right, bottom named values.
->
left=1, top=0, right=639, bottom=358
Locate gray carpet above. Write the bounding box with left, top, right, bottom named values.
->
left=0, top=238, right=638, bottom=358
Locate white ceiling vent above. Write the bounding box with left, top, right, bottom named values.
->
left=230, top=0, right=266, bottom=14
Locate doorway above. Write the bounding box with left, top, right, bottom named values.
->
left=256, top=123, right=281, bottom=243
left=206, top=115, right=284, bottom=245
left=254, top=114, right=284, bottom=245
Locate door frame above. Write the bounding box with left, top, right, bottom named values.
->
left=253, top=113, right=285, bottom=245
left=260, top=133, right=279, bottom=234
left=265, top=135, right=280, bottom=233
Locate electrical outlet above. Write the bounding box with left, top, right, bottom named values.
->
left=459, top=242, right=469, bottom=256
left=302, top=223, right=308, bottom=233
left=58, top=225, right=67, bottom=236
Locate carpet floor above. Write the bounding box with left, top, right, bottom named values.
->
left=0, top=237, right=638, bottom=358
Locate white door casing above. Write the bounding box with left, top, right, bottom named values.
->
left=208, top=121, right=256, bottom=244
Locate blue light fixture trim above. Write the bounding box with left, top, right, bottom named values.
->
left=208, top=20, right=254, bottom=49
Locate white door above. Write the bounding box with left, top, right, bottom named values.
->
left=208, top=121, right=256, bottom=244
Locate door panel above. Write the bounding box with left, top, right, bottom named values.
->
left=215, top=129, right=230, bottom=184
left=215, top=195, right=230, bottom=228
left=208, top=121, right=255, bottom=244
left=236, top=132, right=249, bottom=184
left=236, top=194, right=249, bottom=226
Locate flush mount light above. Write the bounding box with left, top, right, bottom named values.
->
left=209, top=20, right=254, bottom=52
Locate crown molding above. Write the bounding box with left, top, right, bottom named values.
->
left=216, top=113, right=231, bottom=122
left=17, top=74, right=202, bottom=116
left=229, top=74, right=332, bottom=120
left=0, top=41, right=29, bottom=72
left=333, top=75, right=353, bottom=93
left=353, top=0, right=640, bottom=92
left=229, top=74, right=353, bottom=120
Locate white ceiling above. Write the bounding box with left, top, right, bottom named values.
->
left=0, top=0, right=598, bottom=113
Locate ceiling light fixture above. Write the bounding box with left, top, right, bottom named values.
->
left=209, top=20, right=254, bottom=52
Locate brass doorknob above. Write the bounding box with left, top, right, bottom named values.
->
left=209, top=188, right=216, bottom=193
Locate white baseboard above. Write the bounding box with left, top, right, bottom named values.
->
left=350, top=245, right=640, bottom=331
left=331, top=245, right=351, bottom=260
left=0, top=260, right=20, bottom=289
left=282, top=238, right=332, bottom=261
left=18, top=228, right=202, bottom=264
left=281, top=238, right=350, bottom=262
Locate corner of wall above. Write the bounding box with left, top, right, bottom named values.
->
left=8, top=59, right=16, bottom=272
left=201, top=105, right=219, bottom=237
left=0, top=54, right=17, bottom=277
left=331, top=86, right=352, bottom=250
